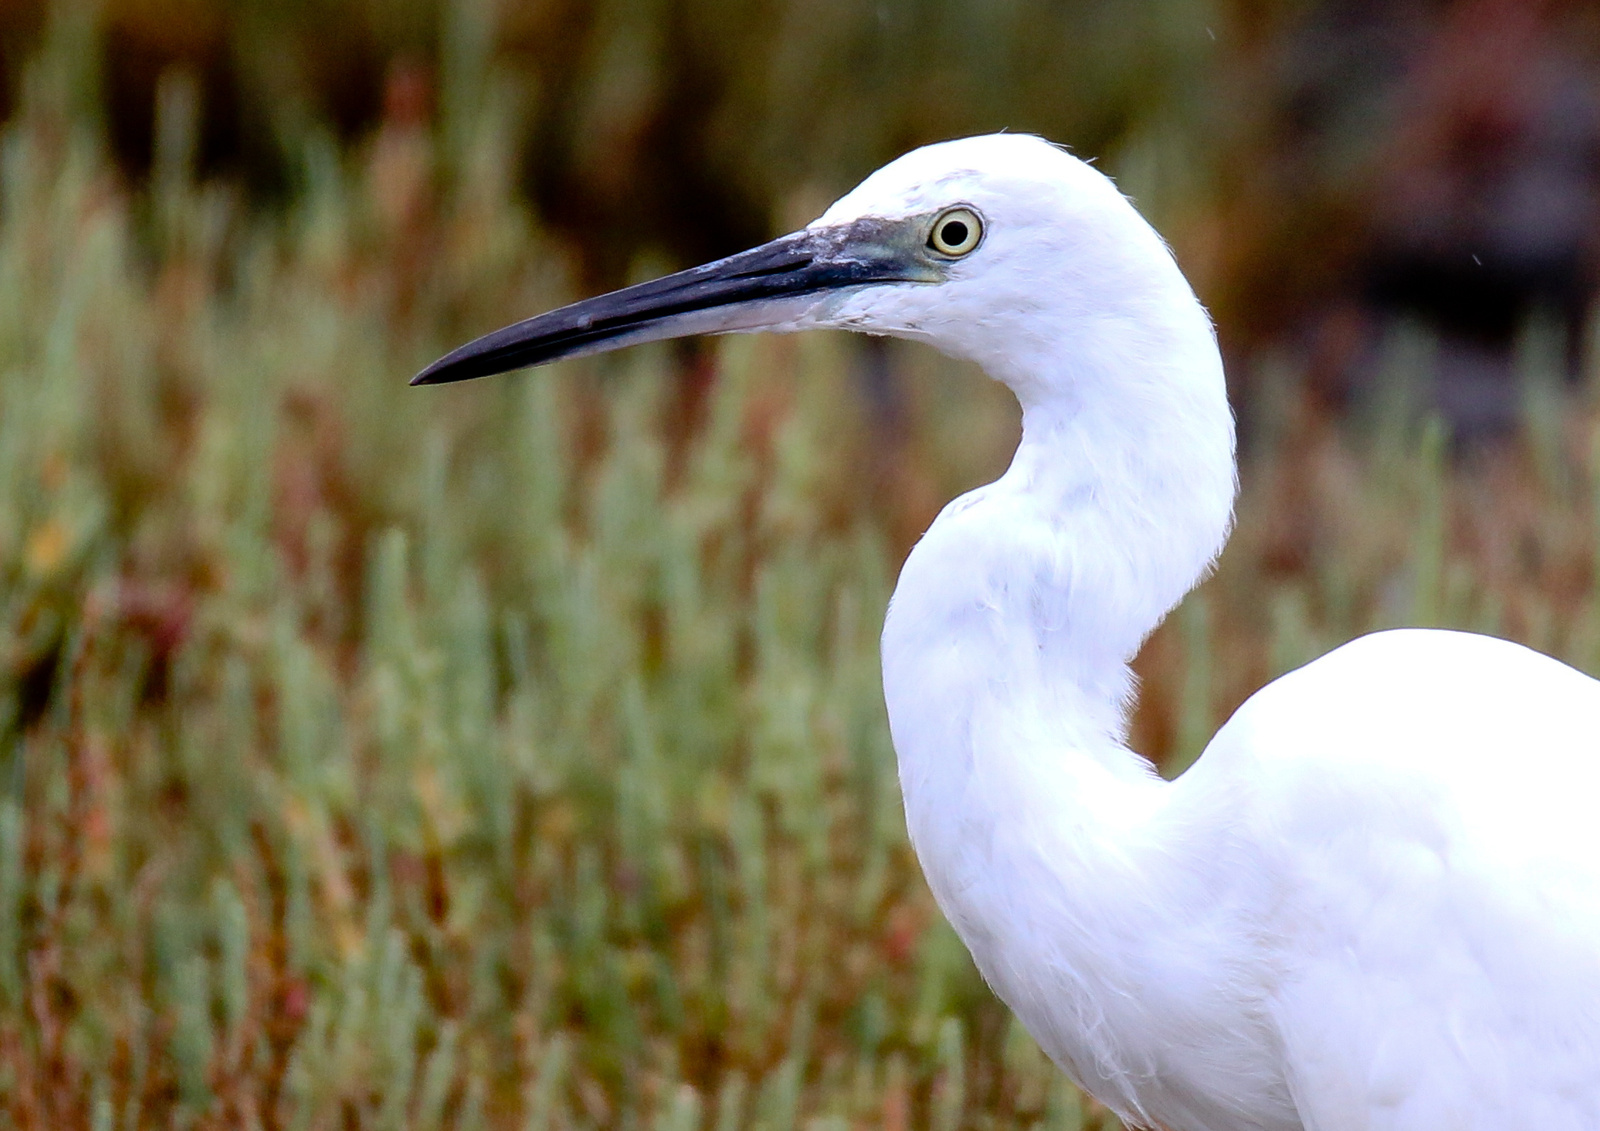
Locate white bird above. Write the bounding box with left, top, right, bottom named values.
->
left=416, top=134, right=1600, bottom=1131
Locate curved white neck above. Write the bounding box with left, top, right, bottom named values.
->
left=879, top=285, right=1237, bottom=1115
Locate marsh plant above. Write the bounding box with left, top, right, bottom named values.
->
left=4, top=8, right=1600, bottom=1130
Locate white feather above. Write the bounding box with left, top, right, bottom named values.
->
left=799, top=134, right=1600, bottom=1131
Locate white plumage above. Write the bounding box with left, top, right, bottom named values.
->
left=418, top=133, right=1600, bottom=1131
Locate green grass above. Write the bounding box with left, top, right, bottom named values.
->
left=5, top=12, right=1600, bottom=1131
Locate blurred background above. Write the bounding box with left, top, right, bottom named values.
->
left=2, top=0, right=1600, bottom=1128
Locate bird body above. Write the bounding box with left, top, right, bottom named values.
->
left=899, top=616, right=1600, bottom=1131
left=1207, top=631, right=1600, bottom=1131
left=417, top=133, right=1600, bottom=1130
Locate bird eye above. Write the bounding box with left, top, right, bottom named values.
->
left=928, top=207, right=983, bottom=257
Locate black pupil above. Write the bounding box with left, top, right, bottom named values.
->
left=940, top=220, right=969, bottom=247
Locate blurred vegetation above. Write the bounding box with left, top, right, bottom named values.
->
left=0, top=0, right=1226, bottom=285
left=5, top=2, right=1600, bottom=1129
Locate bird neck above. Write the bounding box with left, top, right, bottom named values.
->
left=879, top=298, right=1235, bottom=1105
left=883, top=287, right=1236, bottom=784
left=882, top=371, right=1234, bottom=822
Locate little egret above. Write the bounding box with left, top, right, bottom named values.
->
left=415, top=135, right=1600, bottom=1131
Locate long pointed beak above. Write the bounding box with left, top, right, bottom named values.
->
left=412, top=218, right=933, bottom=385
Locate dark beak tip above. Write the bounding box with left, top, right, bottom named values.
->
left=411, top=357, right=465, bottom=386
left=408, top=222, right=909, bottom=388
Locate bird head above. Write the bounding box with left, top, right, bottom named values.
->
left=411, top=133, right=1198, bottom=409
